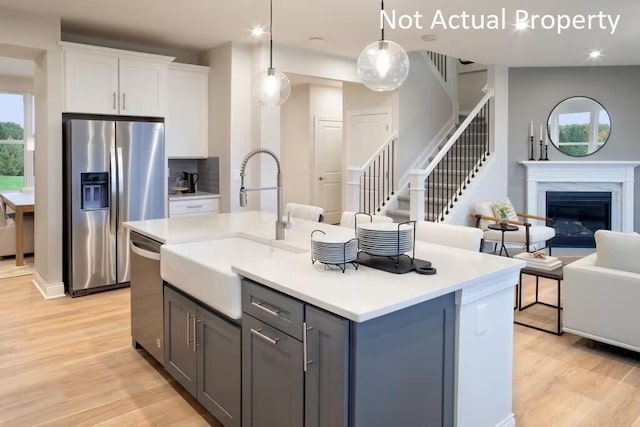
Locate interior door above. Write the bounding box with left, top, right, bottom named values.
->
left=345, top=109, right=391, bottom=167
left=314, top=117, right=343, bottom=224
left=116, top=121, right=165, bottom=284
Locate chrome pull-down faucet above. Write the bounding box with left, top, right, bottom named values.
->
left=239, top=148, right=291, bottom=240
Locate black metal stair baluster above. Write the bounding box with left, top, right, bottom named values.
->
left=391, top=139, right=395, bottom=196
left=368, top=164, right=372, bottom=214
left=475, top=114, right=480, bottom=173
left=362, top=170, right=367, bottom=213
left=382, top=150, right=386, bottom=206
left=485, top=104, right=490, bottom=160
left=378, top=155, right=381, bottom=211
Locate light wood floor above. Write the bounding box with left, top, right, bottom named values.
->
left=1, top=275, right=640, bottom=426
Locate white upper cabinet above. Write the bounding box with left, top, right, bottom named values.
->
left=63, top=49, right=119, bottom=115
left=61, top=42, right=173, bottom=117
left=166, top=63, right=209, bottom=158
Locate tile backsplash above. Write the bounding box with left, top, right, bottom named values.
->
left=168, top=157, right=219, bottom=194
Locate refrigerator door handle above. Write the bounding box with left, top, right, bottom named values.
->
left=117, top=147, right=124, bottom=231
left=110, top=147, right=117, bottom=234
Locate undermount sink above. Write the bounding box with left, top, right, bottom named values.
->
left=160, top=237, right=297, bottom=319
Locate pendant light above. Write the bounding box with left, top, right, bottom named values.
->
left=357, top=0, right=410, bottom=92
left=253, top=0, right=291, bottom=105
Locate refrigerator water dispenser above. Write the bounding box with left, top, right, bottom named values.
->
left=81, top=172, right=109, bottom=210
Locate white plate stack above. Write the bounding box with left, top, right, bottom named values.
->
left=356, top=222, right=414, bottom=257
left=311, top=232, right=358, bottom=265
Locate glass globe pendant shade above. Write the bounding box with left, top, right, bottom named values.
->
left=357, top=40, right=410, bottom=91
left=253, top=67, right=291, bottom=106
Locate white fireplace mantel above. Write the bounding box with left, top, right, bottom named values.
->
left=519, top=161, right=640, bottom=233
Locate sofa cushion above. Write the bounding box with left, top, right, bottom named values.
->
left=596, top=230, right=640, bottom=275
left=475, top=201, right=496, bottom=231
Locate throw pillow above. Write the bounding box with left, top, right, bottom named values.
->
left=492, top=198, right=518, bottom=222
left=474, top=201, right=496, bottom=230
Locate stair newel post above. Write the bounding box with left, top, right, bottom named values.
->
left=409, top=169, right=427, bottom=222
left=345, top=167, right=362, bottom=214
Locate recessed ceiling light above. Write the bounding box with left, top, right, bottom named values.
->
left=308, top=37, right=324, bottom=44
left=421, top=34, right=437, bottom=42
left=515, top=21, right=529, bottom=30
left=251, top=26, right=266, bottom=37
left=589, top=50, right=602, bottom=58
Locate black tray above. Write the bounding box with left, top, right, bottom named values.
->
left=357, top=253, right=436, bottom=275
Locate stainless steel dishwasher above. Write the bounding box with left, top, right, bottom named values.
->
left=130, top=231, right=164, bottom=365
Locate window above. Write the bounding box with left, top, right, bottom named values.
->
left=0, top=93, right=35, bottom=190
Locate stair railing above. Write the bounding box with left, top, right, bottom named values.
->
left=410, top=89, right=494, bottom=222
left=345, top=134, right=397, bottom=215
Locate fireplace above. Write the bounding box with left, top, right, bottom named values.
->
left=546, top=192, right=611, bottom=247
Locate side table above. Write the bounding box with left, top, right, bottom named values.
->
left=487, top=223, right=519, bottom=257
left=515, top=266, right=563, bottom=335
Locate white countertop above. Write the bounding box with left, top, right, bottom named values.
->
left=126, top=211, right=524, bottom=322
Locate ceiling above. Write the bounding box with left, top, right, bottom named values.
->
left=1, top=0, right=639, bottom=66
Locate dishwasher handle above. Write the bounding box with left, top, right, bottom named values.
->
left=130, top=241, right=161, bottom=261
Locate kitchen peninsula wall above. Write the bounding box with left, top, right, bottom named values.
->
left=168, top=157, right=219, bottom=194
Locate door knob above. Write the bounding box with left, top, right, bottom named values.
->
left=318, top=177, right=325, bottom=181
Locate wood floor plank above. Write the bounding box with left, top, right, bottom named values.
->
left=1, top=273, right=640, bottom=426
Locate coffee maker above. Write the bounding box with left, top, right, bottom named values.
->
left=182, top=172, right=199, bottom=193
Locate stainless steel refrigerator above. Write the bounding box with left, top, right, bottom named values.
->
left=63, top=115, right=165, bottom=297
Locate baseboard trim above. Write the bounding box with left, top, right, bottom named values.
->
left=32, top=271, right=65, bottom=299
left=495, top=413, right=516, bottom=427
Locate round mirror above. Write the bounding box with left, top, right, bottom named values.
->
left=547, top=96, right=611, bottom=157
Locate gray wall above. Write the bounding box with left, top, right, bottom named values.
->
left=508, top=66, right=640, bottom=232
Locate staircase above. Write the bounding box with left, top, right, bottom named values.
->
left=386, top=88, right=494, bottom=223
left=388, top=115, right=487, bottom=222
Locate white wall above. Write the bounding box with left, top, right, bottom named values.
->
left=201, top=44, right=232, bottom=212
left=398, top=52, right=453, bottom=176
left=458, top=69, right=487, bottom=113
left=0, top=7, right=63, bottom=296
left=281, top=83, right=343, bottom=207
left=275, top=45, right=359, bottom=83
left=281, top=85, right=311, bottom=205
left=0, top=75, right=34, bottom=93
left=343, top=82, right=399, bottom=168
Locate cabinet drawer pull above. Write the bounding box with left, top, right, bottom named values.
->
left=192, top=315, right=197, bottom=352
left=112, top=92, right=116, bottom=110
left=186, top=312, right=191, bottom=347
left=250, top=328, right=279, bottom=345
left=250, top=300, right=281, bottom=317
left=186, top=205, right=204, bottom=209
left=122, top=92, right=126, bottom=110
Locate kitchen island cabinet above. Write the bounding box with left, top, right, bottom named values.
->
left=241, top=278, right=454, bottom=427
left=164, top=285, right=241, bottom=427
left=125, top=211, right=525, bottom=427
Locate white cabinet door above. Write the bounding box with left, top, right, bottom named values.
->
left=119, top=58, right=168, bottom=117
left=64, top=50, right=119, bottom=115
left=166, top=65, right=209, bottom=158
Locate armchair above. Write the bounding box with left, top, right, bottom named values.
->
left=563, top=230, right=640, bottom=352
left=471, top=198, right=555, bottom=254
left=285, top=202, right=324, bottom=222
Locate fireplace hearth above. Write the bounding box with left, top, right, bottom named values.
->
left=546, top=192, right=611, bottom=247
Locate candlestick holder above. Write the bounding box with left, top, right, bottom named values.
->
left=543, top=144, right=549, bottom=161
left=538, top=140, right=544, bottom=161
left=529, top=136, right=535, bottom=160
